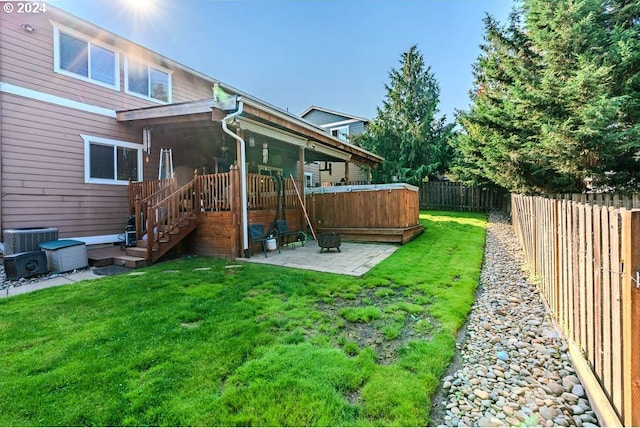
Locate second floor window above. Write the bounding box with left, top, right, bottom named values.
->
left=126, top=59, right=171, bottom=103
left=54, top=25, right=119, bottom=89
left=330, top=126, right=349, bottom=142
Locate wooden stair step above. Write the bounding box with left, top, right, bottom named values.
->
left=113, top=255, right=147, bottom=269
left=125, top=246, right=148, bottom=257
left=87, top=245, right=122, bottom=267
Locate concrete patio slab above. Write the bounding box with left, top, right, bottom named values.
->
left=237, top=241, right=399, bottom=276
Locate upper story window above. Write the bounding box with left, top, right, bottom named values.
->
left=330, top=126, right=349, bottom=142
left=125, top=58, right=172, bottom=103
left=53, top=24, right=119, bottom=90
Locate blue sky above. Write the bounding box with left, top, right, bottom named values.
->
left=49, top=0, right=515, bottom=121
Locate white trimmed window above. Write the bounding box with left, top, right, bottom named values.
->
left=53, top=23, right=119, bottom=90
left=305, top=172, right=313, bottom=187
left=330, top=125, right=349, bottom=142
left=82, top=135, right=142, bottom=185
left=125, top=58, right=172, bottom=103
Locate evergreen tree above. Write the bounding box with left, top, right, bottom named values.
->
left=453, top=0, right=640, bottom=194
left=601, top=0, right=640, bottom=189
left=361, top=46, right=453, bottom=185
left=452, top=13, right=556, bottom=193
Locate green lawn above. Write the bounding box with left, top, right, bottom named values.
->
left=0, top=211, right=487, bottom=426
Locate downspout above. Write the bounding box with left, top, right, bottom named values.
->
left=221, top=100, right=250, bottom=257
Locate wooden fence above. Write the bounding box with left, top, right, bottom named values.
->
left=419, top=181, right=507, bottom=211
left=554, top=192, right=640, bottom=209
left=511, top=194, right=640, bottom=427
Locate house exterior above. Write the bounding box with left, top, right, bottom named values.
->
left=0, top=4, right=383, bottom=259
left=300, top=106, right=371, bottom=186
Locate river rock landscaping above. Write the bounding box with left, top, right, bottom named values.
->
left=431, top=212, right=598, bottom=427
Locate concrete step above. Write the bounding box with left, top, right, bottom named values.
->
left=113, top=255, right=147, bottom=268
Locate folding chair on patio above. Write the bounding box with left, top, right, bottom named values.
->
left=248, top=223, right=279, bottom=257
left=273, top=220, right=304, bottom=249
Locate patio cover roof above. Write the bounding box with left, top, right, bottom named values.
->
left=116, top=95, right=383, bottom=168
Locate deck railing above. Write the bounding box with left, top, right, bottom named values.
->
left=196, top=172, right=232, bottom=211
left=130, top=172, right=303, bottom=222
left=128, top=178, right=176, bottom=215
left=246, top=173, right=300, bottom=210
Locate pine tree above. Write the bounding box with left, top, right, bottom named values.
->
left=361, top=46, right=453, bottom=185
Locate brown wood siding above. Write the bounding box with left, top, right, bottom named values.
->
left=1, top=93, right=140, bottom=237
left=0, top=8, right=214, bottom=113
left=1, top=5, right=219, bottom=238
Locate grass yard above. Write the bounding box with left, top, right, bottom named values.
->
left=0, top=211, right=487, bottom=426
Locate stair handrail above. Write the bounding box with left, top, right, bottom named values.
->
left=132, top=178, right=178, bottom=241
left=129, top=177, right=176, bottom=212
left=144, top=177, right=200, bottom=262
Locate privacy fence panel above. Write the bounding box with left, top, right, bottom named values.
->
left=511, top=194, right=640, bottom=427
left=419, top=182, right=507, bottom=211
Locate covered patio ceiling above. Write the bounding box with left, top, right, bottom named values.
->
left=116, top=96, right=383, bottom=168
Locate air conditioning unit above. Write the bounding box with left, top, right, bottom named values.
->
left=3, top=227, right=58, bottom=255
left=3, top=251, right=49, bottom=280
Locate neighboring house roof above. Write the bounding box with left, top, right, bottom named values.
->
left=300, top=105, right=370, bottom=125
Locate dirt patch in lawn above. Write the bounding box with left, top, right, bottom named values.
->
left=316, top=287, right=439, bottom=365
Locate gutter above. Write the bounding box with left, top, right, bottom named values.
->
left=221, top=99, right=250, bottom=258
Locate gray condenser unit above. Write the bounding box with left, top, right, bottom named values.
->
left=3, top=227, right=59, bottom=255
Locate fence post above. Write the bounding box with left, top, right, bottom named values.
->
left=622, top=209, right=640, bottom=426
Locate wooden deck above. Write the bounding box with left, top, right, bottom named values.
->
left=314, top=225, right=424, bottom=244
left=127, top=174, right=424, bottom=261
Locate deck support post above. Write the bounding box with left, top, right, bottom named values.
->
left=344, top=161, right=350, bottom=185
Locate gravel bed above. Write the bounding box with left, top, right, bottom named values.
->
left=0, top=256, right=91, bottom=291
left=432, top=211, right=598, bottom=427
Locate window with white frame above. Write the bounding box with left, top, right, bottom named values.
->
left=330, top=126, right=349, bottom=142
left=305, top=172, right=313, bottom=187
left=125, top=58, right=172, bottom=103
left=53, top=24, right=119, bottom=89
left=82, top=135, right=142, bottom=185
